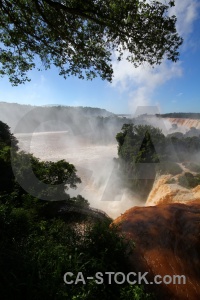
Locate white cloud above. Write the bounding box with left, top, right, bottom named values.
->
left=111, top=0, right=199, bottom=113
left=169, top=0, right=199, bottom=38
left=112, top=54, right=183, bottom=113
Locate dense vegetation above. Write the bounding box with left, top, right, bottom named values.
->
left=183, top=162, right=200, bottom=173
left=178, top=172, right=200, bottom=189
left=116, top=123, right=200, bottom=197
left=0, top=120, right=154, bottom=299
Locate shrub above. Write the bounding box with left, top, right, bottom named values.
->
left=183, top=162, right=200, bottom=173
left=120, top=284, right=155, bottom=300
left=178, top=172, right=200, bottom=189
left=156, top=162, right=182, bottom=175
left=166, top=178, right=176, bottom=184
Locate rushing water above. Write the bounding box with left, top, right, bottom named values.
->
left=15, top=131, right=142, bottom=218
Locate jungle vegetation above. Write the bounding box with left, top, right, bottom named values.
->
left=116, top=123, right=200, bottom=197
left=0, top=120, right=154, bottom=299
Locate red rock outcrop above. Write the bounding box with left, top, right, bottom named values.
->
left=114, top=202, right=200, bottom=299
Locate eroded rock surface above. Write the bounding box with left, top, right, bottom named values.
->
left=146, top=174, right=200, bottom=206
left=167, top=118, right=200, bottom=129
left=114, top=202, right=200, bottom=299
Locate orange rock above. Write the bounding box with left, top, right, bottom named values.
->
left=146, top=175, right=200, bottom=206
left=114, top=202, right=200, bottom=299
left=168, top=118, right=200, bottom=129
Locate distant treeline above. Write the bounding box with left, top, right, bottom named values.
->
left=156, top=113, right=200, bottom=119
left=0, top=102, right=133, bottom=144
left=0, top=102, right=113, bottom=132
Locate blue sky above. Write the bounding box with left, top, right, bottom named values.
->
left=0, top=0, right=200, bottom=114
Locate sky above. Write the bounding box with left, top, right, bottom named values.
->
left=0, top=0, right=200, bottom=115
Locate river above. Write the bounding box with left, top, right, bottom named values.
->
left=15, top=131, right=142, bottom=218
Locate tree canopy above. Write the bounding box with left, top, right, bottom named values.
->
left=0, top=0, right=183, bottom=85
left=115, top=123, right=200, bottom=198
left=0, top=120, right=18, bottom=149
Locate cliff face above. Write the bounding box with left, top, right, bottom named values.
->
left=114, top=202, right=200, bottom=300
left=146, top=174, right=200, bottom=206
left=167, top=118, right=200, bottom=129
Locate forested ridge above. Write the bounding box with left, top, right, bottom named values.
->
left=0, top=102, right=133, bottom=144
left=157, top=113, right=200, bottom=119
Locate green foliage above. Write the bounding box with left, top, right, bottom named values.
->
left=178, top=172, right=200, bottom=189
left=116, top=124, right=166, bottom=197
left=5, top=149, right=81, bottom=201
left=166, top=135, right=200, bottom=161
left=0, top=120, right=18, bottom=149
left=0, top=146, right=15, bottom=194
left=157, top=113, right=200, bottom=119
left=0, top=203, right=139, bottom=300
left=0, top=0, right=182, bottom=85
left=0, top=120, right=155, bottom=299
left=183, top=162, right=200, bottom=173
left=120, top=284, right=155, bottom=300
left=156, top=162, right=182, bottom=175
left=0, top=120, right=19, bottom=194
left=14, top=152, right=81, bottom=186
left=116, top=122, right=200, bottom=197
left=116, top=124, right=165, bottom=162
left=166, top=178, right=176, bottom=184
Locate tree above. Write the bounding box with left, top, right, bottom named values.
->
left=0, top=121, right=19, bottom=194
left=0, top=120, right=18, bottom=149
left=0, top=120, right=81, bottom=201
left=0, top=0, right=183, bottom=85
left=12, top=152, right=82, bottom=200
left=116, top=124, right=165, bottom=163
left=116, top=124, right=167, bottom=197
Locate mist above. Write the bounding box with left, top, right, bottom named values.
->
left=15, top=130, right=143, bottom=219
left=2, top=102, right=200, bottom=219
left=0, top=102, right=141, bottom=218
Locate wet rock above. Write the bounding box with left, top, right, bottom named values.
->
left=114, top=202, right=200, bottom=299
left=146, top=174, right=200, bottom=206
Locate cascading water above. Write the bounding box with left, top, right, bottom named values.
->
left=15, top=131, right=142, bottom=218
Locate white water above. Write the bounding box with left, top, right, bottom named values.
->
left=15, top=131, right=141, bottom=218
